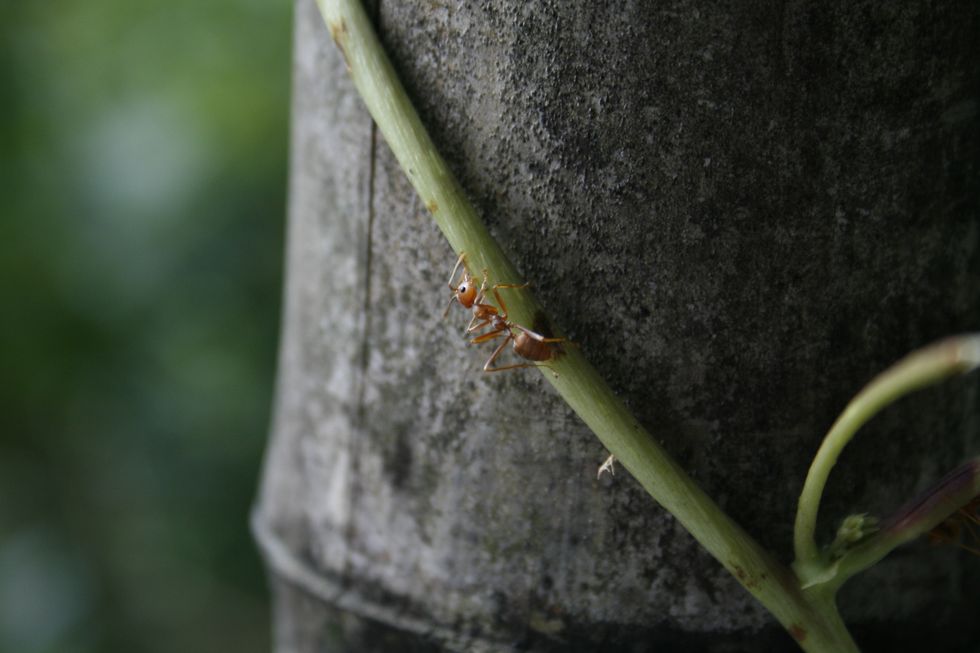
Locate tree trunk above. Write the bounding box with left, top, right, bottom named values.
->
left=254, top=1, right=980, bottom=651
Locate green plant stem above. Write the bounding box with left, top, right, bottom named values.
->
left=315, top=0, right=860, bottom=649
left=830, top=457, right=980, bottom=590
left=793, top=335, right=980, bottom=575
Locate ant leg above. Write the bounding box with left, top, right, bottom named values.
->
left=491, top=286, right=511, bottom=320
left=481, top=333, right=558, bottom=375
left=960, top=513, right=979, bottom=542
left=446, top=251, right=468, bottom=289
left=474, top=277, right=489, bottom=305
left=482, top=335, right=539, bottom=373
left=962, top=505, right=980, bottom=526
left=442, top=252, right=469, bottom=318
left=487, top=287, right=563, bottom=345
left=511, top=323, right=566, bottom=343
left=466, top=317, right=491, bottom=335
left=493, top=282, right=530, bottom=291
left=470, top=329, right=508, bottom=346
left=490, top=282, right=531, bottom=319
left=460, top=276, right=491, bottom=332
left=484, top=360, right=557, bottom=375
left=466, top=308, right=498, bottom=335
left=958, top=543, right=980, bottom=556
left=442, top=295, right=458, bottom=319
left=492, top=282, right=531, bottom=291
left=484, top=362, right=543, bottom=373
left=951, top=534, right=980, bottom=557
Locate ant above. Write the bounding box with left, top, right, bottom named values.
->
left=926, top=496, right=980, bottom=557
left=443, top=251, right=566, bottom=373
left=468, top=283, right=567, bottom=373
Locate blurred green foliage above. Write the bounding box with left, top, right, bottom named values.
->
left=0, top=1, right=291, bottom=651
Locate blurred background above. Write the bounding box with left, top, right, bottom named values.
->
left=1, top=1, right=292, bottom=652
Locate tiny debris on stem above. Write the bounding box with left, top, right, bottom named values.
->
left=598, top=454, right=616, bottom=480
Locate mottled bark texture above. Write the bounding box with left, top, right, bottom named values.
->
left=254, top=1, right=980, bottom=651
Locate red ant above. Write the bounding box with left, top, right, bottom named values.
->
left=444, top=252, right=565, bottom=373
left=926, top=496, right=980, bottom=557
left=468, top=282, right=567, bottom=373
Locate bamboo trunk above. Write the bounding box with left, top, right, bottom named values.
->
left=254, top=1, right=980, bottom=650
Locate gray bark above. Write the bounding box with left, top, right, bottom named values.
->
left=254, top=1, right=980, bottom=651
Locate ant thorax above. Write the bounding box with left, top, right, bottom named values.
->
left=490, top=314, right=508, bottom=331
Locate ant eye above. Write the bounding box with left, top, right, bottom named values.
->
left=459, top=284, right=468, bottom=293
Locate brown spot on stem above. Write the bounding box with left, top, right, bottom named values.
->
left=328, top=19, right=351, bottom=70
left=730, top=563, right=758, bottom=590
left=788, top=624, right=807, bottom=642
left=426, top=199, right=438, bottom=214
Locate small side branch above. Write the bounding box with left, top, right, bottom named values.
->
left=793, top=335, right=980, bottom=572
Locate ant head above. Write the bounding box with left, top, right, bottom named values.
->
left=442, top=251, right=478, bottom=318
left=456, top=280, right=478, bottom=308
